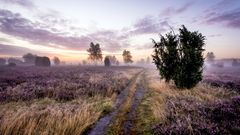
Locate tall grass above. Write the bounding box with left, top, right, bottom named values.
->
left=135, top=69, right=239, bottom=134
left=0, top=66, right=141, bottom=135
left=0, top=96, right=113, bottom=135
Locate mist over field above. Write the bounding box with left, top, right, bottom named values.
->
left=0, top=0, right=240, bottom=135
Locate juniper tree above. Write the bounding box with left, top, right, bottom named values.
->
left=174, top=25, right=205, bottom=89
left=152, top=31, right=179, bottom=82
left=152, top=25, right=205, bottom=89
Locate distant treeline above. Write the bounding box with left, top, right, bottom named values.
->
left=206, top=52, right=240, bottom=67
left=0, top=53, right=54, bottom=67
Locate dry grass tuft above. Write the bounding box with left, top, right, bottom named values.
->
left=0, top=96, right=113, bottom=135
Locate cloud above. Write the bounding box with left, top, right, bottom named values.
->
left=135, top=43, right=153, bottom=50
left=204, top=8, right=240, bottom=29
left=0, top=9, right=91, bottom=49
left=130, top=16, right=170, bottom=35
left=0, top=37, right=12, bottom=43
left=87, top=30, right=130, bottom=52
left=0, top=9, right=129, bottom=52
left=206, top=0, right=237, bottom=12
left=0, top=43, right=37, bottom=56
left=160, top=2, right=194, bottom=17
left=1, top=0, right=35, bottom=8
left=208, top=34, right=222, bottom=38
left=199, top=0, right=240, bottom=29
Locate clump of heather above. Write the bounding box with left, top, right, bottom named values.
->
left=153, top=96, right=240, bottom=135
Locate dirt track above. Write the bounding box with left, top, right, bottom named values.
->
left=87, top=70, right=146, bottom=135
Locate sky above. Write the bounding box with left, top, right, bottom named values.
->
left=0, top=0, right=240, bottom=63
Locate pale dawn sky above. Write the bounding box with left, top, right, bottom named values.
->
left=0, top=0, right=240, bottom=62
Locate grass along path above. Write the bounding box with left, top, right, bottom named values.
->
left=107, top=71, right=146, bottom=135
left=87, top=70, right=143, bottom=135
left=134, top=69, right=239, bottom=134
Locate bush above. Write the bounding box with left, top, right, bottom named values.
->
left=152, top=25, right=205, bottom=89
left=212, top=62, right=224, bottom=68
left=104, top=57, right=111, bottom=67
left=35, top=56, right=51, bottom=67
left=232, top=59, right=240, bottom=67
left=8, top=62, right=16, bottom=67
left=0, top=58, right=6, bottom=65
left=152, top=30, right=178, bottom=82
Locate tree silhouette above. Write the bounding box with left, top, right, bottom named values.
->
left=206, top=52, right=215, bottom=63
left=87, top=42, right=102, bottom=65
left=105, top=55, right=117, bottom=65
left=104, top=56, right=111, bottom=67
left=122, top=50, right=133, bottom=65
left=152, top=25, right=205, bottom=89
left=22, top=53, right=36, bottom=64
left=53, top=56, right=60, bottom=65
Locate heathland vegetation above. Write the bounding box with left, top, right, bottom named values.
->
left=0, top=25, right=240, bottom=135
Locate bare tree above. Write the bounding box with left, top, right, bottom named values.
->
left=87, top=42, right=102, bottom=65
left=122, top=50, right=133, bottom=65
left=53, top=56, right=60, bottom=65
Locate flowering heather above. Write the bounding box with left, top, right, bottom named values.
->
left=0, top=66, right=141, bottom=102
left=153, top=96, right=240, bottom=135
left=0, top=66, right=141, bottom=134
left=203, top=66, right=240, bottom=92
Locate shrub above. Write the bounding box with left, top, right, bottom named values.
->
left=212, top=62, right=224, bottom=68
left=232, top=59, right=240, bottom=67
left=35, top=56, right=51, bottom=67
left=8, top=62, right=16, bottom=67
left=152, top=25, right=205, bottom=89
left=0, top=58, right=6, bottom=65
left=53, top=56, right=60, bottom=65
left=152, top=31, right=178, bottom=82
left=104, top=57, right=111, bottom=67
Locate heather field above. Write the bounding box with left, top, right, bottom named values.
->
left=203, top=66, right=240, bottom=91
left=136, top=67, right=240, bottom=135
left=0, top=66, right=142, bottom=135
left=0, top=66, right=240, bottom=135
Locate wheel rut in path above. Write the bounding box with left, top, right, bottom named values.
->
left=123, top=71, right=146, bottom=135
left=87, top=71, right=143, bottom=135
